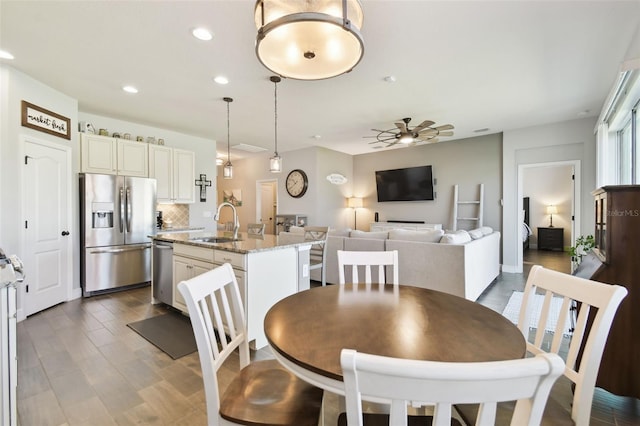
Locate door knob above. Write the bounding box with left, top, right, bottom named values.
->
left=61, top=231, right=70, bottom=236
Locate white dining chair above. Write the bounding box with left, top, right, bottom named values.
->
left=458, top=265, right=628, bottom=426
left=247, top=222, right=265, bottom=236
left=305, top=226, right=329, bottom=286
left=337, top=250, right=399, bottom=285
left=177, top=263, right=323, bottom=426
left=339, top=348, right=564, bottom=426
left=519, top=265, right=627, bottom=425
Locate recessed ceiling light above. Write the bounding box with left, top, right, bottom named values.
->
left=214, top=76, right=229, bottom=85
left=577, top=109, right=591, bottom=116
left=122, top=85, right=138, bottom=94
left=473, top=128, right=490, bottom=133
left=312, top=135, right=322, bottom=139
left=384, top=76, right=396, bottom=83
left=0, top=50, right=14, bottom=60
left=192, top=27, right=213, bottom=41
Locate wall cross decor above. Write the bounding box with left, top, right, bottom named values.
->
left=195, top=174, right=212, bottom=202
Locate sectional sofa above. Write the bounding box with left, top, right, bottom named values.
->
left=279, top=226, right=501, bottom=301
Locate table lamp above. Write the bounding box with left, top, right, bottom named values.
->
left=347, top=197, right=363, bottom=229
left=546, top=205, right=558, bottom=227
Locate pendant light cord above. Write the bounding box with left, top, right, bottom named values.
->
left=274, top=78, right=278, bottom=156
left=226, top=99, right=231, bottom=162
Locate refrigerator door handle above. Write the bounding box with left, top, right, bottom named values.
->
left=89, top=245, right=151, bottom=254
left=119, top=187, right=125, bottom=233
left=125, top=187, right=132, bottom=233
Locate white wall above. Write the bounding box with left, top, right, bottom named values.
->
left=353, top=133, right=503, bottom=232
left=503, top=117, right=597, bottom=273
left=0, top=65, right=79, bottom=309
left=216, top=146, right=354, bottom=230
left=79, top=112, right=217, bottom=231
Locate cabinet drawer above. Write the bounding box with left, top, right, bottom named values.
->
left=214, top=250, right=246, bottom=270
left=174, top=243, right=215, bottom=262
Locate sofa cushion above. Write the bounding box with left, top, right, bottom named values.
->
left=440, top=230, right=472, bottom=244
left=329, top=228, right=352, bottom=237
left=468, top=228, right=484, bottom=240
left=350, top=230, right=388, bottom=239
left=388, top=228, right=444, bottom=243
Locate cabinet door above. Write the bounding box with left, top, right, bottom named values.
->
left=80, top=134, right=117, bottom=174
left=149, top=145, right=173, bottom=202
left=173, top=148, right=195, bottom=203
left=172, top=255, right=192, bottom=312
left=117, top=140, right=148, bottom=177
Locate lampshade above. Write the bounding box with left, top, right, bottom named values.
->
left=254, top=0, right=365, bottom=80
left=347, top=197, right=363, bottom=208
left=223, top=97, right=233, bottom=180
left=546, top=205, right=558, bottom=215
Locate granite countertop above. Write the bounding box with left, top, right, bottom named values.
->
left=151, top=231, right=314, bottom=254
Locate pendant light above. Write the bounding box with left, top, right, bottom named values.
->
left=223, top=97, right=233, bottom=179
left=254, top=0, right=364, bottom=80
left=269, top=76, right=282, bottom=173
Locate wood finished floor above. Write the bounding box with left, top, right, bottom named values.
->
left=16, top=250, right=640, bottom=425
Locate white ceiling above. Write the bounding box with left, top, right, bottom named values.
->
left=1, top=1, right=639, bottom=159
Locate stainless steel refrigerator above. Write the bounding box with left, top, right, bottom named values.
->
left=80, top=173, right=156, bottom=296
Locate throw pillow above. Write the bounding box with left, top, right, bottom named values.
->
left=440, top=230, right=472, bottom=244
left=388, top=228, right=444, bottom=242
left=468, top=228, right=484, bottom=240
left=329, top=228, right=352, bottom=237
left=479, top=226, right=493, bottom=235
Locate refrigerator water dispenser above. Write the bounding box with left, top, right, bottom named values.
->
left=92, top=202, right=114, bottom=228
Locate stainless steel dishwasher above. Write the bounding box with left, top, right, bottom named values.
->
left=152, top=240, right=173, bottom=305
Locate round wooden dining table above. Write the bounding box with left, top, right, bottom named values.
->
left=264, top=283, right=526, bottom=395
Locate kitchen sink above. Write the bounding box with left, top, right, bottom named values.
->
left=190, top=237, right=241, bottom=244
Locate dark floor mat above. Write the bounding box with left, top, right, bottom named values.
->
left=127, top=312, right=197, bottom=359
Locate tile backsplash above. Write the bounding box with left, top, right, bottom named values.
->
left=157, top=204, right=189, bottom=229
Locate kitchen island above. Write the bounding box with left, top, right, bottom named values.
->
left=151, top=231, right=314, bottom=348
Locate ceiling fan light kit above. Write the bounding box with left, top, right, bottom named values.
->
left=366, top=117, right=455, bottom=149
left=254, top=0, right=364, bottom=80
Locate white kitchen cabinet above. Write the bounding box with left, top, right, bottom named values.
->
left=172, top=244, right=215, bottom=312
left=170, top=240, right=297, bottom=349
left=80, top=134, right=148, bottom=176
left=80, top=134, right=117, bottom=174
left=149, top=145, right=195, bottom=203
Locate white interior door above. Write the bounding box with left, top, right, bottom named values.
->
left=23, top=138, right=71, bottom=316
left=258, top=181, right=277, bottom=235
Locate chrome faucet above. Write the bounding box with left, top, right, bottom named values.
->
left=214, top=202, right=239, bottom=240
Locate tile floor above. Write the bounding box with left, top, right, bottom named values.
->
left=16, top=250, right=640, bottom=425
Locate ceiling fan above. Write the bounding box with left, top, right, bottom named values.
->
left=366, top=117, right=454, bottom=148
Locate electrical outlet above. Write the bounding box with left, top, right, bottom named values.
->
left=302, top=264, right=309, bottom=277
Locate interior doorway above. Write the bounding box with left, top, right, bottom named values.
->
left=517, top=160, right=580, bottom=274
left=256, top=180, right=277, bottom=235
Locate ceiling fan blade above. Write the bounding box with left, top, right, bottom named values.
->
left=417, top=128, right=438, bottom=135
left=395, top=121, right=408, bottom=133
left=371, top=128, right=398, bottom=135
left=435, top=124, right=454, bottom=131
left=438, top=131, right=454, bottom=137
left=386, top=141, right=399, bottom=147
left=411, top=120, right=435, bottom=133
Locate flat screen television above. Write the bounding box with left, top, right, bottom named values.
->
left=375, top=165, right=434, bottom=202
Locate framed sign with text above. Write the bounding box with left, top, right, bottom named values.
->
left=21, top=101, right=71, bottom=140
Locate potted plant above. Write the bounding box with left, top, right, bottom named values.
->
left=569, top=234, right=595, bottom=266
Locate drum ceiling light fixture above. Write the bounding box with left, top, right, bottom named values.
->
left=254, top=0, right=364, bottom=80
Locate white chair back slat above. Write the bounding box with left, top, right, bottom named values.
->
left=517, top=265, right=628, bottom=425
left=341, top=348, right=565, bottom=426
left=338, top=250, right=399, bottom=285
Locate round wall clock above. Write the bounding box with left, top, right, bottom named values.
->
left=286, top=169, right=308, bottom=198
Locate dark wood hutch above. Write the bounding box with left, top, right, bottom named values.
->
left=574, top=185, right=640, bottom=399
